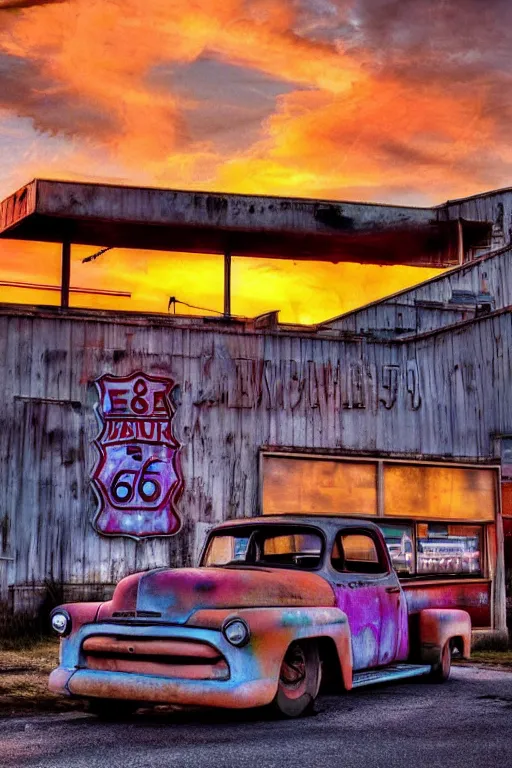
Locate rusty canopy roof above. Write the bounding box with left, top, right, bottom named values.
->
left=0, top=178, right=490, bottom=267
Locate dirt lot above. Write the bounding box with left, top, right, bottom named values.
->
left=0, top=639, right=85, bottom=716
left=0, top=640, right=511, bottom=717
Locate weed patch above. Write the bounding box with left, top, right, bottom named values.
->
left=0, top=638, right=85, bottom=716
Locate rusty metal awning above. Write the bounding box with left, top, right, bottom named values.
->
left=0, top=178, right=489, bottom=268
left=0, top=178, right=492, bottom=312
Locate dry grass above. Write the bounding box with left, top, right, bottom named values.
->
left=0, top=639, right=86, bottom=716
left=464, top=649, right=512, bottom=669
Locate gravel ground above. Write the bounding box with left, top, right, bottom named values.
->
left=0, top=665, right=511, bottom=768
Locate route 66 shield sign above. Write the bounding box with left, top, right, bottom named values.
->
left=92, top=372, right=183, bottom=539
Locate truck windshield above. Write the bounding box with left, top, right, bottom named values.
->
left=202, top=526, right=323, bottom=570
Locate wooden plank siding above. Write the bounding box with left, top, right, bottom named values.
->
left=443, top=187, right=512, bottom=253
left=0, top=302, right=510, bottom=614
left=322, top=245, right=512, bottom=335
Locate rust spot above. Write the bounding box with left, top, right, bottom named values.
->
left=205, top=195, right=228, bottom=219
left=314, top=205, right=354, bottom=230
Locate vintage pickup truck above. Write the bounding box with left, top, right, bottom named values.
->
left=49, top=516, right=472, bottom=718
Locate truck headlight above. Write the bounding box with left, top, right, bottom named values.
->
left=222, top=618, right=250, bottom=647
left=50, top=610, right=71, bottom=637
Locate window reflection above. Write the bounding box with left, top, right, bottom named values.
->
left=416, top=523, right=482, bottom=575
left=378, top=524, right=414, bottom=575
left=203, top=534, right=250, bottom=566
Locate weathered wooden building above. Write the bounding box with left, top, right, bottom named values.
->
left=0, top=180, right=511, bottom=648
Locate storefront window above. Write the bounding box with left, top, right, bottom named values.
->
left=416, top=523, right=482, bottom=576
left=383, top=464, right=495, bottom=521
left=262, top=456, right=378, bottom=516
left=378, top=523, right=414, bottom=575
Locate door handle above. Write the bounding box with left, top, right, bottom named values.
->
left=385, top=586, right=400, bottom=594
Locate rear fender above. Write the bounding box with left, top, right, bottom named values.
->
left=419, top=609, right=471, bottom=665
left=189, top=606, right=353, bottom=691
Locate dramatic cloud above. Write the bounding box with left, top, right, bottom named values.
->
left=0, top=0, right=511, bottom=319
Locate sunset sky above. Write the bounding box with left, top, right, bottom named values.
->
left=0, top=0, right=511, bottom=323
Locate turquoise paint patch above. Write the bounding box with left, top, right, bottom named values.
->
left=282, top=612, right=314, bottom=627
left=281, top=610, right=346, bottom=627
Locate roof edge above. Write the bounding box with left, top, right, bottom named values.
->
left=27, top=177, right=435, bottom=212
left=436, top=184, right=512, bottom=207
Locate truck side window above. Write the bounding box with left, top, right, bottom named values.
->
left=332, top=531, right=387, bottom=575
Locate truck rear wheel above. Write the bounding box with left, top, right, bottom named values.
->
left=430, top=641, right=451, bottom=682
left=270, top=640, right=321, bottom=718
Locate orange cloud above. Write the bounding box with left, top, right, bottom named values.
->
left=216, top=75, right=506, bottom=202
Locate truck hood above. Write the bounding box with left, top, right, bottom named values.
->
left=98, top=567, right=335, bottom=624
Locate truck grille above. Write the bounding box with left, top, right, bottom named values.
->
left=111, top=611, right=162, bottom=619
left=82, top=637, right=229, bottom=680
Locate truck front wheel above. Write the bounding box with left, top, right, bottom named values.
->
left=430, top=641, right=451, bottom=682
left=270, top=640, right=321, bottom=718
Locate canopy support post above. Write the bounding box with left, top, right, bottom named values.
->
left=224, top=248, right=231, bottom=317
left=60, top=241, right=71, bottom=309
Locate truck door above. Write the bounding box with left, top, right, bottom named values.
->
left=330, top=528, right=403, bottom=670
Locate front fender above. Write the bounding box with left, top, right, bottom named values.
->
left=53, top=602, right=104, bottom=634
left=188, top=606, right=354, bottom=691
left=419, top=608, right=471, bottom=665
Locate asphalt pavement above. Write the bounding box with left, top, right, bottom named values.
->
left=1, top=666, right=511, bottom=768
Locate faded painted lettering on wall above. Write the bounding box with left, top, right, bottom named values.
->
left=197, top=358, right=421, bottom=411
left=92, top=372, right=183, bottom=539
